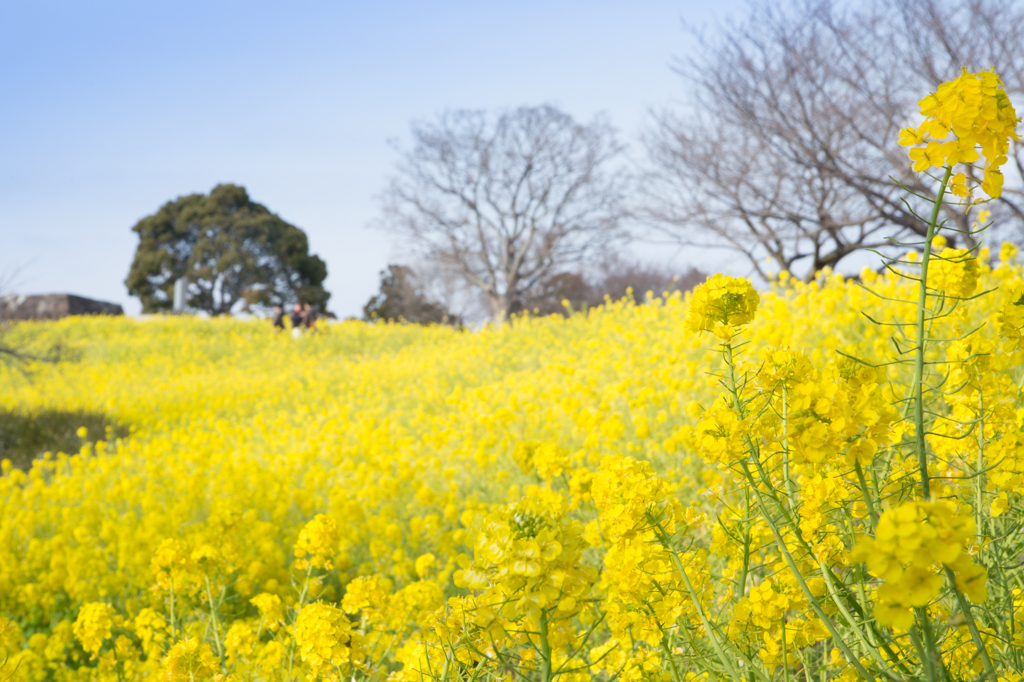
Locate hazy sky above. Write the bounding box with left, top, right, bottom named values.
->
left=1, top=1, right=746, bottom=317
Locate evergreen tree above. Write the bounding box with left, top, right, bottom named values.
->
left=126, top=184, right=329, bottom=315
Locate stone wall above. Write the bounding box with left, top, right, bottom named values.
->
left=0, top=294, right=124, bottom=320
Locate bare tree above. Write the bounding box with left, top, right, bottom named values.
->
left=895, top=0, right=1024, bottom=220
left=642, top=0, right=1024, bottom=281
left=378, top=105, right=628, bottom=322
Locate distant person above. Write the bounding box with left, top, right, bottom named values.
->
left=271, top=305, right=285, bottom=330
left=290, top=303, right=304, bottom=338
left=303, top=303, right=318, bottom=331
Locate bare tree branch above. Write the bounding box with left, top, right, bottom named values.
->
left=0, top=288, right=64, bottom=378
left=377, top=105, right=629, bottom=322
left=641, top=0, right=1024, bottom=280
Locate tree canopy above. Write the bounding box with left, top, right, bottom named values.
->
left=363, top=264, right=460, bottom=325
left=126, top=184, right=329, bottom=315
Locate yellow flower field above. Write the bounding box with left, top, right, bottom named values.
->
left=2, top=243, right=1023, bottom=681
left=2, top=64, right=1022, bottom=682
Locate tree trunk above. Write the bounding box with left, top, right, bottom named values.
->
left=489, top=293, right=511, bottom=326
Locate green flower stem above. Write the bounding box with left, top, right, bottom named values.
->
left=914, top=608, right=942, bottom=682
left=782, top=385, right=796, bottom=515
left=254, top=615, right=265, bottom=643
left=816, top=557, right=901, bottom=678
left=795, top=649, right=814, bottom=682
left=907, top=627, right=936, bottom=682
left=908, top=164, right=954, bottom=682
left=649, top=515, right=766, bottom=682
left=723, top=340, right=746, bottom=419
left=854, top=461, right=878, bottom=529
left=739, top=490, right=751, bottom=598
left=539, top=609, right=553, bottom=682
left=974, top=367, right=987, bottom=544
left=737, top=462, right=878, bottom=682
left=659, top=629, right=684, bottom=682
left=746, top=456, right=912, bottom=678
left=205, top=576, right=224, bottom=660
left=781, top=616, right=790, bottom=682
left=169, top=579, right=177, bottom=646
left=774, top=382, right=901, bottom=674
left=913, top=164, right=953, bottom=500
left=724, top=338, right=753, bottom=601
left=943, top=566, right=996, bottom=680
left=286, top=564, right=315, bottom=678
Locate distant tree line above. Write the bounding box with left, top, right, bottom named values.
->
left=362, top=259, right=705, bottom=325
left=372, top=0, right=1024, bottom=318
left=123, top=0, right=1023, bottom=323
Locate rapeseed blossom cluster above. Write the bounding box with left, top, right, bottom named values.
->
left=1, top=67, right=1022, bottom=682
left=899, top=68, right=1020, bottom=199
left=294, top=514, right=341, bottom=570
left=162, top=637, right=217, bottom=682
left=853, top=501, right=983, bottom=630
left=996, top=280, right=1024, bottom=350
left=683, top=273, right=759, bottom=338
left=294, top=602, right=362, bottom=680
left=929, top=247, right=981, bottom=298
left=72, top=602, right=114, bottom=658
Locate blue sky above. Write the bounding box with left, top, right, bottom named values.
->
left=1, top=1, right=745, bottom=317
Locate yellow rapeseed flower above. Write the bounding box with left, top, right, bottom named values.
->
left=929, top=247, right=981, bottom=298
left=162, top=637, right=218, bottom=682
left=72, top=602, right=114, bottom=659
left=251, top=593, right=286, bottom=631
left=852, top=501, right=986, bottom=630
left=899, top=68, right=1020, bottom=199
left=294, top=602, right=362, bottom=680
left=294, top=514, right=340, bottom=571
left=684, top=274, right=760, bottom=336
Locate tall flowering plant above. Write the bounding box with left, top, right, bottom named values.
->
left=641, top=68, right=1023, bottom=681
left=376, top=69, right=1024, bottom=682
